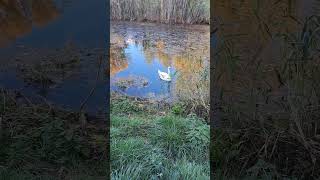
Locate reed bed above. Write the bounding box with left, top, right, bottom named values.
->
left=173, top=54, right=210, bottom=120
left=110, top=0, right=210, bottom=24
left=212, top=15, right=320, bottom=179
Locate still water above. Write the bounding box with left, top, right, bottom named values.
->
left=0, top=0, right=107, bottom=48
left=0, top=0, right=107, bottom=116
left=110, top=21, right=210, bottom=100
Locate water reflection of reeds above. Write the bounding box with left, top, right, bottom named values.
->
left=111, top=23, right=209, bottom=118
left=0, top=0, right=59, bottom=47
left=110, top=46, right=128, bottom=76
left=110, top=32, right=129, bottom=76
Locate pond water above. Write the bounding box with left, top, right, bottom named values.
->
left=0, top=0, right=107, bottom=116
left=110, top=22, right=210, bottom=101
left=0, top=0, right=107, bottom=48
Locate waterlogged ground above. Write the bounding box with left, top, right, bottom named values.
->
left=110, top=21, right=210, bottom=101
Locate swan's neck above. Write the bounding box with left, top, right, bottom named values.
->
left=167, top=67, right=170, bottom=75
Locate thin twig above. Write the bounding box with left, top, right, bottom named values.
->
left=1, top=88, right=5, bottom=114
left=79, top=55, right=103, bottom=112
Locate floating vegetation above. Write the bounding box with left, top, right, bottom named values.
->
left=10, top=44, right=105, bottom=89
left=114, top=75, right=149, bottom=91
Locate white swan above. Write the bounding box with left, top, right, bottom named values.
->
left=158, top=67, right=171, bottom=81
left=126, top=38, right=134, bottom=44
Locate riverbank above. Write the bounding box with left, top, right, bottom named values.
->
left=110, top=92, right=210, bottom=179
left=0, top=89, right=108, bottom=179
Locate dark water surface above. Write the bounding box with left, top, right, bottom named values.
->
left=0, top=0, right=107, bottom=48
left=0, top=0, right=107, bottom=116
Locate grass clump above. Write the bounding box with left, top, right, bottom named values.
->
left=171, top=103, right=184, bottom=115
left=151, top=116, right=188, bottom=157
left=167, top=159, right=210, bottom=180
left=0, top=89, right=107, bottom=179
left=111, top=93, right=209, bottom=179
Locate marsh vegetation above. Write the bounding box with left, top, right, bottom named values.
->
left=212, top=0, right=320, bottom=179
left=110, top=0, right=210, bottom=24
left=110, top=1, right=210, bottom=178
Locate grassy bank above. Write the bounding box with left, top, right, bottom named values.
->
left=110, top=93, right=209, bottom=179
left=110, top=0, right=210, bottom=24
left=0, top=89, right=108, bottom=179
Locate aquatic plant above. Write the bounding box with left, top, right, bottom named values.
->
left=15, top=44, right=82, bottom=88
left=114, top=75, right=149, bottom=91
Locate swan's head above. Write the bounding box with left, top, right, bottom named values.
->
left=168, top=66, right=171, bottom=69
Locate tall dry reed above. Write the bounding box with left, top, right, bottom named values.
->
left=110, top=0, right=209, bottom=24
left=212, top=13, right=320, bottom=179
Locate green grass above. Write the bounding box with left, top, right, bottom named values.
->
left=110, top=94, right=210, bottom=179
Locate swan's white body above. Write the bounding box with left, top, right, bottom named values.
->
left=126, top=38, right=134, bottom=44
left=158, top=67, right=171, bottom=81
